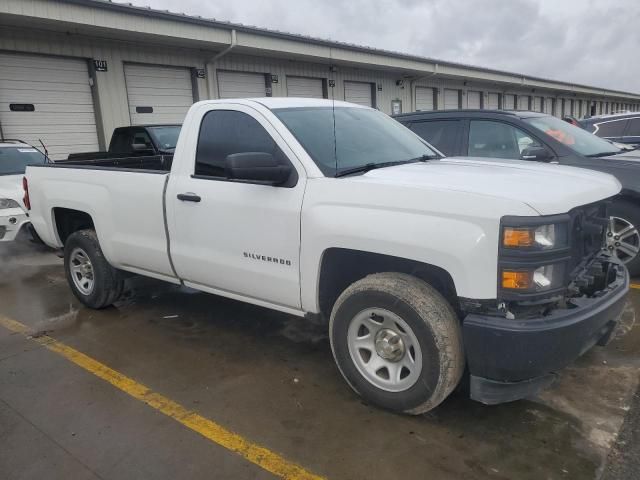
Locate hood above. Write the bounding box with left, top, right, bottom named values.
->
left=352, top=158, right=621, bottom=215
left=0, top=174, right=24, bottom=203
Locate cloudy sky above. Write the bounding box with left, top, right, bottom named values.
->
left=134, top=0, right=639, bottom=92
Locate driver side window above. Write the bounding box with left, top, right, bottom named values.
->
left=468, top=120, right=541, bottom=160
left=195, top=110, right=287, bottom=179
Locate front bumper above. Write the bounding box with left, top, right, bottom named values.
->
left=463, top=258, right=629, bottom=405
left=0, top=208, right=29, bottom=242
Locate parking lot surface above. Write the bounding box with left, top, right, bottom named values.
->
left=1, top=239, right=639, bottom=480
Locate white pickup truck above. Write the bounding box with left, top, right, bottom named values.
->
left=25, top=98, right=629, bottom=414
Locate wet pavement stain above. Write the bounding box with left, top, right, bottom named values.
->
left=1, top=240, right=639, bottom=480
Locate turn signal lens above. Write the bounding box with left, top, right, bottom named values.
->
left=503, top=228, right=534, bottom=247
left=502, top=270, right=531, bottom=290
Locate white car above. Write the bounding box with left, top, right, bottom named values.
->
left=0, top=141, right=47, bottom=242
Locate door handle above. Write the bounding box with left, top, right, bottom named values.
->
left=177, top=193, right=201, bottom=202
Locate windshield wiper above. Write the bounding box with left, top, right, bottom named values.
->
left=586, top=151, right=623, bottom=158
left=334, top=157, right=430, bottom=178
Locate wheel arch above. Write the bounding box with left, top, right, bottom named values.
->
left=52, top=207, right=95, bottom=245
left=317, top=248, right=459, bottom=319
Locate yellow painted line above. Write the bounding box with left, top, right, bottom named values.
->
left=0, top=315, right=324, bottom=480
left=630, top=283, right=640, bottom=290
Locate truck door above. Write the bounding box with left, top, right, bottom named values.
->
left=166, top=104, right=305, bottom=310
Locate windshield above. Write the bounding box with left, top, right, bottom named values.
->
left=273, top=107, right=437, bottom=176
left=147, top=126, right=181, bottom=151
left=524, top=115, right=622, bottom=157
left=0, top=147, right=46, bottom=175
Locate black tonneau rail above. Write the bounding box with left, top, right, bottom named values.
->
left=55, top=154, right=173, bottom=171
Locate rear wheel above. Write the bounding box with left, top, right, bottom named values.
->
left=64, top=229, right=124, bottom=309
left=608, top=201, right=640, bottom=276
left=329, top=272, right=464, bottom=415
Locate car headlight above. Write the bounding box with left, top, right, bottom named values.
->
left=502, top=223, right=568, bottom=250
left=0, top=198, right=21, bottom=210
left=501, top=263, right=566, bottom=293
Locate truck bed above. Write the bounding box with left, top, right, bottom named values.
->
left=55, top=154, right=173, bottom=172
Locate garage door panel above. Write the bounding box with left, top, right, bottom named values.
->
left=1, top=112, right=98, bottom=127
left=0, top=53, right=88, bottom=71
left=125, top=64, right=194, bottom=125
left=287, top=76, right=323, bottom=98
left=415, top=87, right=434, bottom=111
left=125, top=76, right=192, bottom=90
left=444, top=89, right=460, bottom=109
left=467, top=91, right=481, bottom=109
left=218, top=71, right=267, bottom=99
left=126, top=94, right=194, bottom=107
left=517, top=95, right=529, bottom=110
left=486, top=93, right=500, bottom=110
left=0, top=79, right=95, bottom=94
left=6, top=125, right=98, bottom=137
left=125, top=68, right=191, bottom=81
left=0, top=53, right=99, bottom=160
left=0, top=68, right=91, bottom=85
left=0, top=90, right=93, bottom=104
left=0, top=102, right=95, bottom=114
left=344, top=81, right=373, bottom=107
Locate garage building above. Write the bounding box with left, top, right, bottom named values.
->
left=1, top=0, right=639, bottom=157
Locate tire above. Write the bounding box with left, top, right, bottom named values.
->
left=64, top=229, right=124, bottom=309
left=329, top=272, right=465, bottom=415
left=609, top=200, right=640, bottom=277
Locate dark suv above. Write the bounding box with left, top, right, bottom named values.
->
left=579, top=112, right=640, bottom=147
left=395, top=109, right=640, bottom=275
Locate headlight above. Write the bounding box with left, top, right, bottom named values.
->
left=502, top=223, right=568, bottom=250
left=501, top=263, right=565, bottom=293
left=0, top=198, right=21, bottom=210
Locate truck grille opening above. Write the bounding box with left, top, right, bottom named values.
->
left=567, top=200, right=609, bottom=278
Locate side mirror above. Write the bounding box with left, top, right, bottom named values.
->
left=521, top=146, right=553, bottom=162
left=132, top=143, right=153, bottom=154
left=225, top=152, right=292, bottom=185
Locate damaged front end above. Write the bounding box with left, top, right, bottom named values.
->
left=460, top=199, right=630, bottom=405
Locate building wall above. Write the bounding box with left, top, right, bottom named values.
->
left=1, top=24, right=639, bottom=149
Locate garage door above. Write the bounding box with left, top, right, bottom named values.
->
left=344, top=81, right=373, bottom=107
left=0, top=52, right=99, bottom=160
left=467, top=91, right=481, bottom=109
left=517, top=95, right=530, bottom=110
left=503, top=94, right=516, bottom=110
left=124, top=64, right=194, bottom=125
left=287, top=76, right=324, bottom=98
left=444, top=89, right=460, bottom=109
left=563, top=99, right=573, bottom=116
left=534, top=97, right=543, bottom=112
left=544, top=98, right=554, bottom=115
left=486, top=93, right=500, bottom=110
left=415, top=87, right=435, bottom=111
left=218, top=71, right=267, bottom=99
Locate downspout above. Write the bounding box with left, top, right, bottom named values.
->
left=409, top=63, right=438, bottom=111
left=206, top=29, right=237, bottom=99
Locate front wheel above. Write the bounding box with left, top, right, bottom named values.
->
left=64, top=229, right=124, bottom=309
left=329, top=272, right=465, bottom=415
left=608, top=201, right=640, bottom=276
